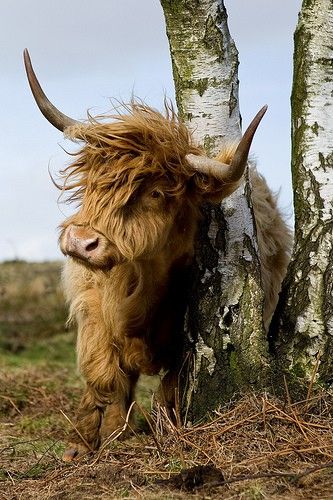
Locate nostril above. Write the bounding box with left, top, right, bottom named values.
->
left=85, top=238, right=99, bottom=253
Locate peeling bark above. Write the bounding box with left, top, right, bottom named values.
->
left=160, top=0, right=269, bottom=423
left=273, top=0, right=333, bottom=387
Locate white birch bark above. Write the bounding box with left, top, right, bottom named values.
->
left=274, top=0, right=333, bottom=384
left=160, top=0, right=269, bottom=422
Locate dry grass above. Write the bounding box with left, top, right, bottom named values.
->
left=2, top=372, right=333, bottom=499
left=1, top=261, right=333, bottom=499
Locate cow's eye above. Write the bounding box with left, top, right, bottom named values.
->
left=151, top=190, right=162, bottom=199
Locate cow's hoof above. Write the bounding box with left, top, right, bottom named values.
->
left=62, top=443, right=90, bottom=462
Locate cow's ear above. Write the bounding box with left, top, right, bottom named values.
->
left=186, top=106, right=267, bottom=204
left=192, top=171, right=242, bottom=203
left=189, top=145, right=242, bottom=203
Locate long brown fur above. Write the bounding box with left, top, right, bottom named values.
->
left=57, top=102, right=291, bottom=460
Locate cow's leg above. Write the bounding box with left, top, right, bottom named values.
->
left=63, top=371, right=137, bottom=461
left=62, top=297, right=137, bottom=461
left=62, top=383, right=105, bottom=461
left=100, top=372, right=138, bottom=441
left=156, top=368, right=179, bottom=420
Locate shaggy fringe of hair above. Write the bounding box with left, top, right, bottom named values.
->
left=58, top=101, right=203, bottom=206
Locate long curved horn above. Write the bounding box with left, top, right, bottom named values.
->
left=23, top=49, right=79, bottom=132
left=186, top=105, right=268, bottom=182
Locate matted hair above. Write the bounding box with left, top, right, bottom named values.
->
left=58, top=101, right=203, bottom=206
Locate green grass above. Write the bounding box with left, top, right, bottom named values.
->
left=0, top=331, right=76, bottom=369
left=0, top=259, right=159, bottom=460
left=0, top=260, right=67, bottom=353
left=0, top=261, right=80, bottom=462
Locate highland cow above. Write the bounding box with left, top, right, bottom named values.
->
left=24, top=49, right=291, bottom=461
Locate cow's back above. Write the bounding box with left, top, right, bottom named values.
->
left=250, top=168, right=293, bottom=329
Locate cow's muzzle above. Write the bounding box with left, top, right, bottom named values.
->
left=60, top=225, right=117, bottom=268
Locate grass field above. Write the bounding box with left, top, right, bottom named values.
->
left=1, top=261, right=333, bottom=499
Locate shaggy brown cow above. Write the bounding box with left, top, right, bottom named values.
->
left=24, top=49, right=292, bottom=461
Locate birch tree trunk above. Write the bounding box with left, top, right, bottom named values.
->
left=273, top=0, right=333, bottom=388
left=160, top=0, right=269, bottom=423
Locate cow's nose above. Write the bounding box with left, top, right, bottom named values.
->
left=65, top=227, right=100, bottom=259
left=83, top=237, right=99, bottom=253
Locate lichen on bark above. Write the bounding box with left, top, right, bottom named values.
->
left=160, top=0, right=241, bottom=151
left=160, top=0, right=269, bottom=422
left=273, top=0, right=333, bottom=388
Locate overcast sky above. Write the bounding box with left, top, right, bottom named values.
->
left=0, top=0, right=301, bottom=261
